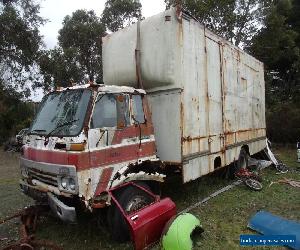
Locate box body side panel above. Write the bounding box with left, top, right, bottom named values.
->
left=181, top=19, right=266, bottom=182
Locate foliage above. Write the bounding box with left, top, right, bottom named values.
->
left=0, top=81, right=35, bottom=144
left=165, top=0, right=271, bottom=47
left=101, top=0, right=142, bottom=32
left=266, top=103, right=300, bottom=143
left=250, top=0, right=300, bottom=104
left=0, top=0, right=45, bottom=96
left=40, top=10, right=106, bottom=88
left=59, top=10, right=106, bottom=83
left=249, top=0, right=300, bottom=143
left=0, top=0, right=43, bottom=144
left=38, top=47, right=84, bottom=90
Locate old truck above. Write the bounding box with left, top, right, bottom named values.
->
left=19, top=7, right=266, bottom=241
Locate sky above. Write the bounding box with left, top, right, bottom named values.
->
left=39, top=0, right=166, bottom=49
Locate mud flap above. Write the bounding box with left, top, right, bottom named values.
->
left=248, top=211, right=300, bottom=250
left=108, top=182, right=176, bottom=250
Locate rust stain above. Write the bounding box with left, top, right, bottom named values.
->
left=182, top=135, right=216, bottom=142
left=176, top=4, right=183, bottom=24
left=182, top=128, right=266, bottom=152
left=180, top=100, right=184, bottom=156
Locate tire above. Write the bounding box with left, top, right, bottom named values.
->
left=107, top=182, right=153, bottom=242
left=245, top=178, right=263, bottom=191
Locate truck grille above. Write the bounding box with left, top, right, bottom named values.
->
left=28, top=168, right=58, bottom=187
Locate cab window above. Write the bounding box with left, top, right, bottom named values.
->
left=132, top=95, right=145, bottom=123
left=91, top=94, right=130, bottom=128
left=91, top=94, right=117, bottom=128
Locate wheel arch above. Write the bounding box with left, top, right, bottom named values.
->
left=109, top=159, right=165, bottom=190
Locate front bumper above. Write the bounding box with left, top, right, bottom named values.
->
left=48, top=192, right=76, bottom=223
left=20, top=180, right=77, bottom=223
left=20, top=181, right=48, bottom=201
left=20, top=179, right=73, bottom=198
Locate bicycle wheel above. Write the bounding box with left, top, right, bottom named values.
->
left=244, top=178, right=263, bottom=191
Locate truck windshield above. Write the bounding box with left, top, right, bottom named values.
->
left=29, top=89, right=91, bottom=137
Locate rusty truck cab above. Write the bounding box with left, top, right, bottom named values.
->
left=19, top=84, right=163, bottom=223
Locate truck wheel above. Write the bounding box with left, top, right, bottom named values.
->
left=107, top=182, right=152, bottom=242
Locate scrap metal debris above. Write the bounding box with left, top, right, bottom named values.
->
left=108, top=182, right=176, bottom=250
left=161, top=213, right=203, bottom=250
left=0, top=205, right=62, bottom=250
left=235, top=168, right=263, bottom=191
left=264, top=140, right=289, bottom=173
left=248, top=210, right=300, bottom=250
left=269, top=178, right=300, bottom=188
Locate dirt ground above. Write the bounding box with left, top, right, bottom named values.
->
left=0, top=147, right=299, bottom=250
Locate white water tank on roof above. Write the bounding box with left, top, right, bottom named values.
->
left=102, top=8, right=182, bottom=91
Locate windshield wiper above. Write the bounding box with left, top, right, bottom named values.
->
left=45, top=119, right=79, bottom=138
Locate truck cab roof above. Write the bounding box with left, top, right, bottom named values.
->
left=56, top=84, right=146, bottom=95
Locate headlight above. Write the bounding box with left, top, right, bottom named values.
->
left=69, top=178, right=76, bottom=190
left=60, top=177, right=76, bottom=191
left=61, top=177, right=68, bottom=189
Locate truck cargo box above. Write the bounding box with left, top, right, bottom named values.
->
left=103, top=7, right=266, bottom=182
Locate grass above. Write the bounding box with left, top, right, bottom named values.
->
left=0, top=146, right=299, bottom=249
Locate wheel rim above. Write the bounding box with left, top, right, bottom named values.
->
left=125, top=195, right=149, bottom=213
left=245, top=179, right=263, bottom=190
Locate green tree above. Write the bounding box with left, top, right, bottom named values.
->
left=58, top=10, right=106, bottom=83
left=0, top=81, right=34, bottom=144
left=165, top=0, right=271, bottom=47
left=250, top=0, right=300, bottom=104
left=38, top=47, right=83, bottom=90
left=101, top=0, right=142, bottom=32
left=0, top=0, right=45, bottom=96
left=0, top=0, right=44, bottom=143
left=40, top=10, right=105, bottom=88
left=249, top=0, right=300, bottom=143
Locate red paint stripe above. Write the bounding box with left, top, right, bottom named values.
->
left=86, top=141, right=156, bottom=170
left=23, top=141, right=156, bottom=171
left=23, top=147, right=90, bottom=169
left=94, top=167, right=113, bottom=196
left=24, top=147, right=69, bottom=165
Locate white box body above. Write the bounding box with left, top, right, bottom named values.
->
left=103, top=8, right=266, bottom=182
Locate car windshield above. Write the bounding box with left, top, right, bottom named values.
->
left=29, top=89, right=91, bottom=137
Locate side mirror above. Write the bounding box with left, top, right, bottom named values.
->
left=116, top=95, right=126, bottom=129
